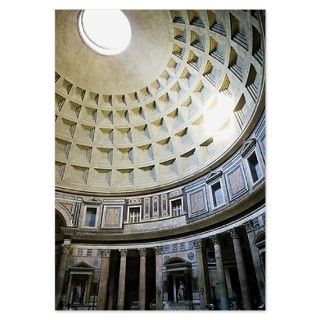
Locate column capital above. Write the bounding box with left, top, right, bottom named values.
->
left=62, top=239, right=72, bottom=254
left=229, top=228, right=239, bottom=239
left=209, top=234, right=220, bottom=245
left=119, top=249, right=127, bottom=257
left=101, top=249, right=111, bottom=257
left=154, top=246, right=163, bottom=255
left=193, top=239, right=203, bottom=249
left=138, top=248, right=147, bottom=256
left=244, top=220, right=254, bottom=233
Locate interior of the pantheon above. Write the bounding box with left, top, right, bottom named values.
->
left=55, top=9, right=265, bottom=311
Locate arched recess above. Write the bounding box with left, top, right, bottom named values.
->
left=55, top=209, right=67, bottom=234
left=253, top=231, right=265, bottom=248
left=164, top=257, right=193, bottom=303
left=55, top=202, right=73, bottom=227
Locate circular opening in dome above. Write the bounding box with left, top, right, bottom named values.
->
left=78, top=10, right=132, bottom=56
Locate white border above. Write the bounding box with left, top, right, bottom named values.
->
left=2, top=1, right=320, bottom=320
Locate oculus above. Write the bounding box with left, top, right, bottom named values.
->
left=78, top=10, right=132, bottom=55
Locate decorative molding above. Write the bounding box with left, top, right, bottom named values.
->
left=138, top=248, right=147, bottom=256
left=62, top=239, right=72, bottom=254
left=209, top=234, right=220, bottom=245
left=193, top=239, right=202, bottom=249
left=101, top=249, right=111, bottom=257
left=154, top=246, right=163, bottom=255
left=161, top=193, right=168, bottom=216
left=229, top=228, right=239, bottom=239
left=101, top=205, right=123, bottom=229
left=187, top=186, right=208, bottom=218
left=169, top=188, right=182, bottom=198
left=225, top=162, right=248, bottom=201
left=206, top=170, right=223, bottom=184
left=152, top=195, right=159, bottom=218
left=119, top=249, right=128, bottom=257
left=128, top=197, right=142, bottom=205
left=244, top=220, right=254, bottom=233
left=83, top=198, right=102, bottom=205
left=240, top=138, right=256, bottom=157
left=58, top=202, right=74, bottom=215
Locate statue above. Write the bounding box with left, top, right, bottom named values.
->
left=74, top=284, right=83, bottom=304
left=177, top=281, right=185, bottom=301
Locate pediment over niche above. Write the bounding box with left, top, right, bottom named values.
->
left=240, top=138, right=256, bottom=157
left=69, top=261, right=95, bottom=271
left=206, top=170, right=223, bottom=184
left=83, top=198, right=102, bottom=205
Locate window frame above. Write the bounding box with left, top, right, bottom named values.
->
left=82, top=205, right=99, bottom=228
left=169, top=197, right=184, bottom=217
left=246, top=149, right=264, bottom=186
left=211, top=180, right=224, bottom=208
left=127, top=205, right=142, bottom=224
left=207, top=177, right=226, bottom=211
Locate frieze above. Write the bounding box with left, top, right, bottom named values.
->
left=161, top=193, right=168, bottom=216
left=83, top=198, right=102, bottom=205
left=169, top=188, right=182, bottom=198
left=55, top=192, right=76, bottom=201
left=163, top=245, right=170, bottom=254
left=77, top=248, right=84, bottom=256
left=127, top=198, right=142, bottom=205
left=187, top=252, right=194, bottom=261
left=143, top=197, right=151, bottom=220
left=152, top=195, right=159, bottom=218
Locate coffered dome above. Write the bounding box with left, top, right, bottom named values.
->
left=55, top=10, right=265, bottom=194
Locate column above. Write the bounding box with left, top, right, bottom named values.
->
left=97, top=249, right=111, bottom=310
left=66, top=274, right=73, bottom=306
left=85, top=274, right=92, bottom=305
left=210, top=235, right=229, bottom=310
left=154, top=246, right=163, bottom=310
left=117, top=249, right=127, bottom=310
left=230, top=228, right=252, bottom=310
left=194, top=239, right=210, bottom=309
left=245, top=221, right=265, bottom=305
left=55, top=239, right=72, bottom=309
left=224, top=268, right=236, bottom=301
left=138, top=248, right=147, bottom=310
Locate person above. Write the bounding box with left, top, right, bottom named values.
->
left=177, top=281, right=185, bottom=301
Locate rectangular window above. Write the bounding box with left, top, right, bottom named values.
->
left=212, top=181, right=223, bottom=207
left=129, top=207, right=141, bottom=223
left=85, top=207, right=97, bottom=227
left=248, top=152, right=262, bottom=183
left=171, top=199, right=182, bottom=217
